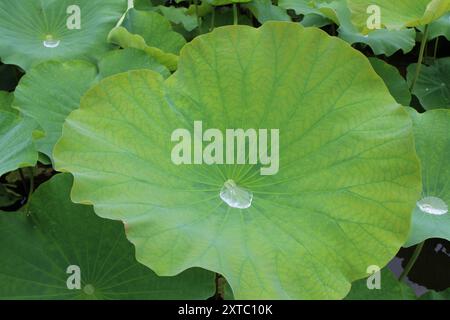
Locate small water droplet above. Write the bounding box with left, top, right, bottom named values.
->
left=43, top=35, right=60, bottom=48
left=363, top=35, right=369, bottom=38
left=83, top=284, right=95, bottom=295
left=441, top=83, right=446, bottom=87
left=220, top=179, right=253, bottom=209
left=417, top=196, right=448, bottom=215
left=425, top=88, right=430, bottom=91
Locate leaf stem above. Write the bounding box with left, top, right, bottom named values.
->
left=194, top=0, right=202, bottom=34
left=399, top=241, right=425, bottom=282
left=23, top=167, right=34, bottom=215
left=410, top=25, right=429, bottom=92
left=18, top=168, right=28, bottom=195
left=233, top=3, right=238, bottom=25
left=215, top=273, right=225, bottom=299
left=433, top=37, right=439, bottom=61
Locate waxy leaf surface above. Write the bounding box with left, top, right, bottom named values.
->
left=405, top=109, right=450, bottom=247
left=0, top=174, right=215, bottom=299
left=54, top=22, right=421, bottom=299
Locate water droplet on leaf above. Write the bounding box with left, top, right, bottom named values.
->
left=43, top=35, right=60, bottom=48
left=220, top=179, right=253, bottom=209
left=417, top=196, right=448, bottom=215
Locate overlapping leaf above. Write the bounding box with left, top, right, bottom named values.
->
left=98, top=48, right=171, bottom=80
left=0, top=0, right=127, bottom=70
left=280, top=0, right=417, bottom=56
left=0, top=173, right=215, bottom=300
left=108, top=9, right=186, bottom=71
left=13, top=60, right=98, bottom=160
left=345, top=267, right=416, bottom=300
left=407, top=58, right=450, bottom=110
left=369, top=58, right=411, bottom=106
left=347, top=0, right=450, bottom=33
left=405, top=108, right=450, bottom=247
left=0, top=96, right=39, bottom=176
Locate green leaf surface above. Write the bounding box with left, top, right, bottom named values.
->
left=0, top=173, right=215, bottom=300
left=206, top=0, right=252, bottom=5
left=0, top=91, right=14, bottom=113
left=0, top=0, right=127, bottom=71
left=369, top=58, right=411, bottom=106
left=242, top=0, right=291, bottom=24
left=420, top=288, right=450, bottom=299
left=345, top=267, right=416, bottom=300
left=426, top=12, right=450, bottom=40
left=13, top=60, right=98, bottom=160
left=339, top=28, right=416, bottom=56
left=301, top=14, right=333, bottom=28
left=407, top=58, right=450, bottom=110
left=122, top=9, right=186, bottom=55
left=405, top=108, right=450, bottom=247
left=288, top=0, right=417, bottom=56
left=278, top=0, right=320, bottom=15
left=54, top=22, right=421, bottom=299
left=0, top=111, right=38, bottom=177
left=108, top=9, right=185, bottom=71
left=347, top=0, right=450, bottom=33
left=158, top=6, right=199, bottom=32
left=98, top=48, right=170, bottom=80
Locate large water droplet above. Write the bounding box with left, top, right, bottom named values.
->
left=220, top=179, right=253, bottom=209
left=43, top=35, right=60, bottom=48
left=417, top=196, right=448, bottom=215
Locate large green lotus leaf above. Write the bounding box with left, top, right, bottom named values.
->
left=13, top=60, right=98, bottom=160
left=0, top=108, right=38, bottom=177
left=345, top=267, right=416, bottom=300
left=0, top=0, right=127, bottom=71
left=54, top=22, right=421, bottom=299
left=369, top=58, right=411, bottom=106
left=0, top=173, right=215, bottom=299
left=98, top=48, right=170, bottom=80
left=242, top=0, right=291, bottom=24
left=407, top=58, right=450, bottom=110
left=347, top=0, right=450, bottom=33
left=405, top=109, right=450, bottom=247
